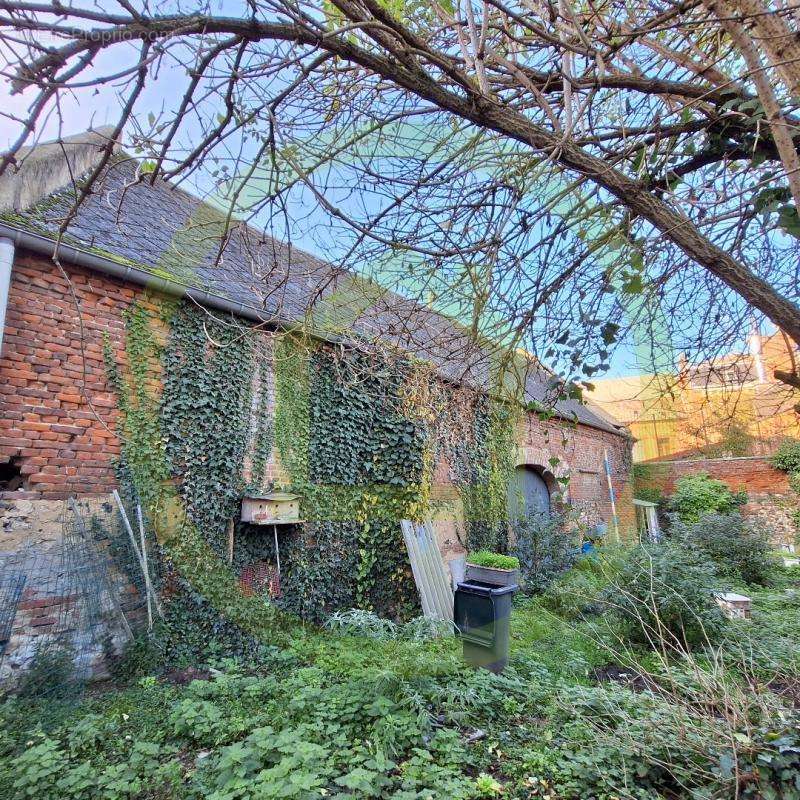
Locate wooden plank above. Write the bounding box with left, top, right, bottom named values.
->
left=403, top=520, right=437, bottom=618
left=401, top=520, right=453, bottom=622
left=402, top=520, right=434, bottom=618
left=111, top=491, right=163, bottom=620
left=418, top=522, right=453, bottom=620
left=424, top=523, right=453, bottom=596
left=414, top=524, right=442, bottom=619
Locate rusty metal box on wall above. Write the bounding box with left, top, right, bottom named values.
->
left=240, top=492, right=301, bottom=525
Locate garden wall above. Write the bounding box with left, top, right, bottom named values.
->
left=634, top=456, right=797, bottom=548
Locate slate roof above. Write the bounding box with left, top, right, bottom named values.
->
left=2, top=154, right=625, bottom=436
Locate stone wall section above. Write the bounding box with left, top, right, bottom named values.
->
left=0, top=495, right=145, bottom=687
left=746, top=495, right=797, bottom=549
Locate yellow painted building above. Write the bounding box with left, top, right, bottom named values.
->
left=589, top=333, right=800, bottom=463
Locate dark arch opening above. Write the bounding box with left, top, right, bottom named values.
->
left=0, top=458, right=25, bottom=492
left=507, top=465, right=552, bottom=521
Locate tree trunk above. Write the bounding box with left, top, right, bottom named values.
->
left=732, top=0, right=800, bottom=99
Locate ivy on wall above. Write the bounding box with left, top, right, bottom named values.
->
left=459, top=398, right=518, bottom=553
left=426, top=383, right=520, bottom=553
left=161, top=304, right=256, bottom=558
left=108, top=299, right=523, bottom=642
left=632, top=462, right=670, bottom=503
left=106, top=300, right=292, bottom=661
left=273, top=337, right=429, bottom=621
left=103, top=302, right=170, bottom=512
left=310, top=348, right=426, bottom=616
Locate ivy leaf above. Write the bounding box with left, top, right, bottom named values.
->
left=622, top=274, right=644, bottom=295
left=778, top=205, right=800, bottom=239
left=600, top=322, right=620, bottom=346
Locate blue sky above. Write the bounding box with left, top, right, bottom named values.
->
left=0, top=29, right=665, bottom=380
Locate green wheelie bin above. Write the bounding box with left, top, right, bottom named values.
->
left=454, top=580, right=517, bottom=673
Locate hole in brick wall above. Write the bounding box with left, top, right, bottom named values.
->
left=0, top=457, right=26, bottom=492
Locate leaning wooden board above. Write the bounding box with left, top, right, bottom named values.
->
left=401, top=520, right=454, bottom=622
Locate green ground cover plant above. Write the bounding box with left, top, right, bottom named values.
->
left=2, top=547, right=798, bottom=800
left=466, top=551, right=520, bottom=570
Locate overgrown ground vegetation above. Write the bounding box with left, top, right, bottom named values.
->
left=0, top=316, right=800, bottom=800
left=3, top=533, right=799, bottom=800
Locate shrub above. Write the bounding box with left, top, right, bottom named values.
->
left=541, top=552, right=624, bottom=619
left=109, top=630, right=165, bottom=682
left=668, top=472, right=747, bottom=522
left=542, top=565, right=604, bottom=619
left=512, top=510, right=579, bottom=593
left=670, top=513, right=779, bottom=586
left=601, top=542, right=727, bottom=649
left=15, top=647, right=79, bottom=701
left=399, top=616, right=455, bottom=640
left=466, top=551, right=520, bottom=570
left=772, top=438, right=800, bottom=474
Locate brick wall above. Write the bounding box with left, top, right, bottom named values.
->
left=517, top=413, right=635, bottom=536
left=1, top=250, right=634, bottom=522
left=0, top=254, right=153, bottom=684
left=0, top=253, right=140, bottom=498
left=636, top=456, right=790, bottom=497
left=634, top=456, right=797, bottom=547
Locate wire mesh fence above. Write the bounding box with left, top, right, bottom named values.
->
left=0, top=495, right=157, bottom=699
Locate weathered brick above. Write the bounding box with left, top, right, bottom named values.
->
left=1, top=250, right=635, bottom=546
left=51, top=424, right=83, bottom=436
left=29, top=616, right=57, bottom=627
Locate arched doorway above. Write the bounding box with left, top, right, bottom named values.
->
left=507, top=465, right=551, bottom=521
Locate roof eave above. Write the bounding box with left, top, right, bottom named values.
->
left=0, top=220, right=321, bottom=336
left=1, top=220, right=629, bottom=440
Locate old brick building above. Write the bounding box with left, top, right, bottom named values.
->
left=0, top=131, right=633, bottom=681
left=590, top=333, right=800, bottom=463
